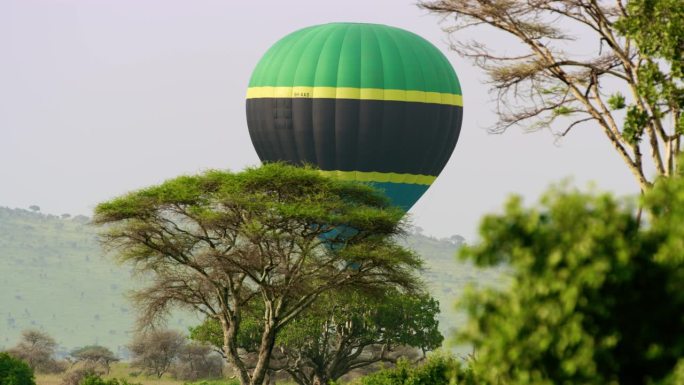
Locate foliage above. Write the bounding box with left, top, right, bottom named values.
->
left=94, top=163, right=423, bottom=385
left=617, top=0, right=684, bottom=77
left=455, top=180, right=684, bottom=384
left=70, top=346, right=118, bottom=374
left=7, top=330, right=62, bottom=374
left=60, top=363, right=104, bottom=385
left=191, top=289, right=443, bottom=385
left=420, top=0, right=684, bottom=190
left=357, top=353, right=459, bottom=385
left=127, top=330, right=185, bottom=379
left=0, top=352, right=35, bottom=385
left=80, top=374, right=141, bottom=385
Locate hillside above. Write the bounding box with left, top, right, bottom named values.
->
left=0, top=206, right=502, bottom=355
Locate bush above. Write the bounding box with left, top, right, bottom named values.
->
left=358, top=353, right=460, bottom=385
left=0, top=352, right=35, bottom=385
left=42, top=360, right=69, bottom=374
left=80, top=374, right=141, bottom=385
left=60, top=361, right=104, bottom=385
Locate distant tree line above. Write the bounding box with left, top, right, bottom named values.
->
left=2, top=328, right=223, bottom=385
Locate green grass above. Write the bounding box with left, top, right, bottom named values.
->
left=35, top=363, right=185, bottom=385
left=182, top=380, right=240, bottom=385
left=0, top=206, right=502, bottom=355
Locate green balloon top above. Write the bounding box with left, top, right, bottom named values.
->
left=248, top=23, right=461, bottom=95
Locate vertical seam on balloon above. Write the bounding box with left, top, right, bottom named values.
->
left=308, top=25, right=335, bottom=170
left=271, top=28, right=320, bottom=163
left=424, top=38, right=462, bottom=176
left=420, top=37, right=459, bottom=177
left=376, top=26, right=404, bottom=180
left=439, top=106, right=462, bottom=174
left=402, top=32, right=435, bottom=180
left=354, top=25, right=368, bottom=180
left=369, top=25, right=387, bottom=180
left=311, top=26, right=346, bottom=169
left=257, top=28, right=307, bottom=87
left=429, top=40, right=456, bottom=103
left=273, top=27, right=320, bottom=96
left=385, top=27, right=413, bottom=185
left=291, top=25, right=329, bottom=165
left=410, top=33, right=446, bottom=176
left=436, top=45, right=461, bottom=95
left=334, top=24, right=354, bottom=172
left=248, top=31, right=304, bottom=163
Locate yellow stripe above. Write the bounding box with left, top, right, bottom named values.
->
left=318, top=170, right=436, bottom=185
left=246, top=86, right=463, bottom=107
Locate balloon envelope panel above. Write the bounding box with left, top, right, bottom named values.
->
left=246, top=23, right=463, bottom=211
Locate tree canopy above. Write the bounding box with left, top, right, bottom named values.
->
left=127, top=330, right=185, bottom=379
left=94, top=163, right=423, bottom=385
left=0, top=352, right=35, bottom=385
left=421, top=0, right=684, bottom=190
left=454, top=178, right=684, bottom=385
left=7, top=330, right=60, bottom=374
left=69, top=346, right=118, bottom=374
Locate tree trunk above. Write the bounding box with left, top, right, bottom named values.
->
left=312, top=372, right=329, bottom=385
left=221, top=317, right=250, bottom=385
left=265, top=369, right=275, bottom=385
left=249, top=322, right=278, bottom=385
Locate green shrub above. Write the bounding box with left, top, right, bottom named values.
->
left=79, top=375, right=141, bottom=385
left=358, top=353, right=462, bottom=385
left=0, top=353, right=35, bottom=385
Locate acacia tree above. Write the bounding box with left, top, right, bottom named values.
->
left=170, top=342, right=223, bottom=381
left=93, top=164, right=422, bottom=385
left=191, top=290, right=443, bottom=385
left=69, top=346, right=118, bottom=374
left=7, top=330, right=60, bottom=374
left=421, top=0, right=684, bottom=190
left=128, top=329, right=185, bottom=378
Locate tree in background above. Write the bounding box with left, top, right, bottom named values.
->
left=454, top=178, right=684, bottom=384
left=94, top=164, right=422, bottom=385
left=420, top=0, right=684, bottom=190
left=191, top=289, right=443, bottom=385
left=7, top=329, right=62, bottom=374
left=69, top=346, right=118, bottom=375
left=0, top=352, right=35, bottom=385
left=169, top=342, right=223, bottom=381
left=127, top=330, right=185, bottom=378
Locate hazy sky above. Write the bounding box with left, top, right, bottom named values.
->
left=1, top=0, right=640, bottom=239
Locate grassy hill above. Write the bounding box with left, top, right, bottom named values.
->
left=0, top=206, right=502, bottom=355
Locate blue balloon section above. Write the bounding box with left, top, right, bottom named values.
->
left=368, top=182, right=430, bottom=212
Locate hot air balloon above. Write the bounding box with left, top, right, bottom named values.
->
left=246, top=23, right=463, bottom=211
